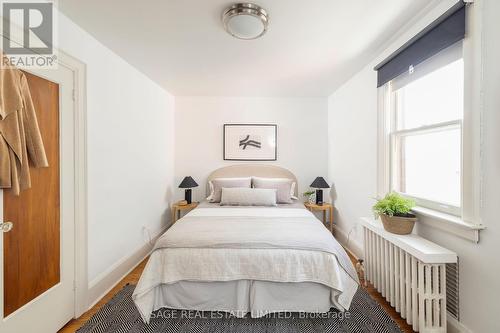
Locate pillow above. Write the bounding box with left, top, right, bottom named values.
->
left=252, top=177, right=296, bottom=204
left=220, top=188, right=277, bottom=206
left=290, top=182, right=298, bottom=200
left=207, top=177, right=252, bottom=203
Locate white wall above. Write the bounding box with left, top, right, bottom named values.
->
left=327, top=68, right=378, bottom=256
left=56, top=13, right=176, bottom=284
left=175, top=97, right=328, bottom=202
left=327, top=0, right=500, bottom=332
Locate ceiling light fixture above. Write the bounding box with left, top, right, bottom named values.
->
left=222, top=3, right=269, bottom=40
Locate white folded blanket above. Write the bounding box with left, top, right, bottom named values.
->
left=133, top=207, right=359, bottom=323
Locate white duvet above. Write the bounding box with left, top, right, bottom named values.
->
left=133, top=207, right=359, bottom=323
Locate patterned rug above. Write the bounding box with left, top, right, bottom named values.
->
left=77, top=284, right=402, bottom=333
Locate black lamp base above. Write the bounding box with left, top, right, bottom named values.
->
left=315, top=189, right=323, bottom=205
left=184, top=189, right=192, bottom=204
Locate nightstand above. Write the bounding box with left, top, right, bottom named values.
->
left=304, top=202, right=333, bottom=232
left=172, top=201, right=198, bottom=223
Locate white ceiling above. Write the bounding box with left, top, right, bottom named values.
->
left=59, top=0, right=435, bottom=97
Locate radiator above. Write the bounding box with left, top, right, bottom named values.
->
left=361, top=218, right=458, bottom=333
left=446, top=262, right=460, bottom=320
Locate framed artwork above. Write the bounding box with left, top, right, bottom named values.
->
left=223, top=124, right=277, bottom=161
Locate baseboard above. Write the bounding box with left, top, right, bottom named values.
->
left=86, top=227, right=167, bottom=310
left=333, top=225, right=364, bottom=259
left=448, top=316, right=474, bottom=333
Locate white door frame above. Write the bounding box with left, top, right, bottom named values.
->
left=58, top=50, right=88, bottom=318
left=1, top=15, right=89, bottom=320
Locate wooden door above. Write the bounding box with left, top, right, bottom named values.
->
left=0, top=63, right=76, bottom=333
left=3, top=72, right=60, bottom=316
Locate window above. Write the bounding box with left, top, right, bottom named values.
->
left=382, top=43, right=465, bottom=216
left=376, top=3, right=482, bottom=240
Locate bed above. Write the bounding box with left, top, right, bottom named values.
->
left=133, top=165, right=359, bottom=323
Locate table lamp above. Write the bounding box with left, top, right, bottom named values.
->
left=310, top=177, right=330, bottom=205
left=179, top=176, right=198, bottom=204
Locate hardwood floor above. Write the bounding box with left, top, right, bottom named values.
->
left=362, top=281, right=416, bottom=333
left=59, top=258, right=149, bottom=333
left=347, top=253, right=415, bottom=333
left=59, top=255, right=416, bottom=333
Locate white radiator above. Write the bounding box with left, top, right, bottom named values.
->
left=360, top=218, right=458, bottom=333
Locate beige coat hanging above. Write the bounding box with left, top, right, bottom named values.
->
left=0, top=64, right=48, bottom=195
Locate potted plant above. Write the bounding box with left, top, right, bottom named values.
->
left=373, top=193, right=417, bottom=235
left=303, top=190, right=316, bottom=204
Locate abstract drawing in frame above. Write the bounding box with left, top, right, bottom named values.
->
left=223, top=124, right=277, bottom=161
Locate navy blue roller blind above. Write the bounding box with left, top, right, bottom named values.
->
left=375, top=2, right=466, bottom=87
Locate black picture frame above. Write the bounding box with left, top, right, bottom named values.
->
left=223, top=124, right=277, bottom=161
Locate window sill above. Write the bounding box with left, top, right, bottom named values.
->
left=412, top=206, right=485, bottom=243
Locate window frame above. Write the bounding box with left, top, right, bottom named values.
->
left=390, top=78, right=463, bottom=216
left=391, top=121, right=463, bottom=216
left=381, top=48, right=466, bottom=216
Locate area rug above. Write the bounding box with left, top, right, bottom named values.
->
left=77, top=284, right=402, bottom=333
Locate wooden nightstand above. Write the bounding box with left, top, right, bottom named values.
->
left=304, top=202, right=333, bottom=233
left=172, top=201, right=198, bottom=223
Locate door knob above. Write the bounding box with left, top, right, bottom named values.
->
left=1, top=221, right=13, bottom=233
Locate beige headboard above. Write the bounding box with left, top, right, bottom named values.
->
left=207, top=164, right=298, bottom=196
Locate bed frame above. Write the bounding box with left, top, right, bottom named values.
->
left=206, top=164, right=299, bottom=197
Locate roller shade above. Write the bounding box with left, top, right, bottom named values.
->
left=375, top=1, right=466, bottom=87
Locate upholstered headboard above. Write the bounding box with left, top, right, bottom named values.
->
left=207, top=165, right=298, bottom=196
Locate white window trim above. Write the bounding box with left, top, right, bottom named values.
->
left=377, top=1, right=484, bottom=243
left=391, top=119, right=462, bottom=216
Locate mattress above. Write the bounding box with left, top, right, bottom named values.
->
left=133, top=202, right=358, bottom=323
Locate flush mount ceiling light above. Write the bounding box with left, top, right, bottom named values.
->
left=222, top=3, right=269, bottom=40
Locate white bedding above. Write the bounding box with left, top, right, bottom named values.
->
left=133, top=206, right=358, bottom=323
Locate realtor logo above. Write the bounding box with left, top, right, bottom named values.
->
left=1, top=0, right=58, bottom=68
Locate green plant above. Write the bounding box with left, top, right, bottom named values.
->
left=373, top=192, right=416, bottom=218
left=303, top=190, right=315, bottom=197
